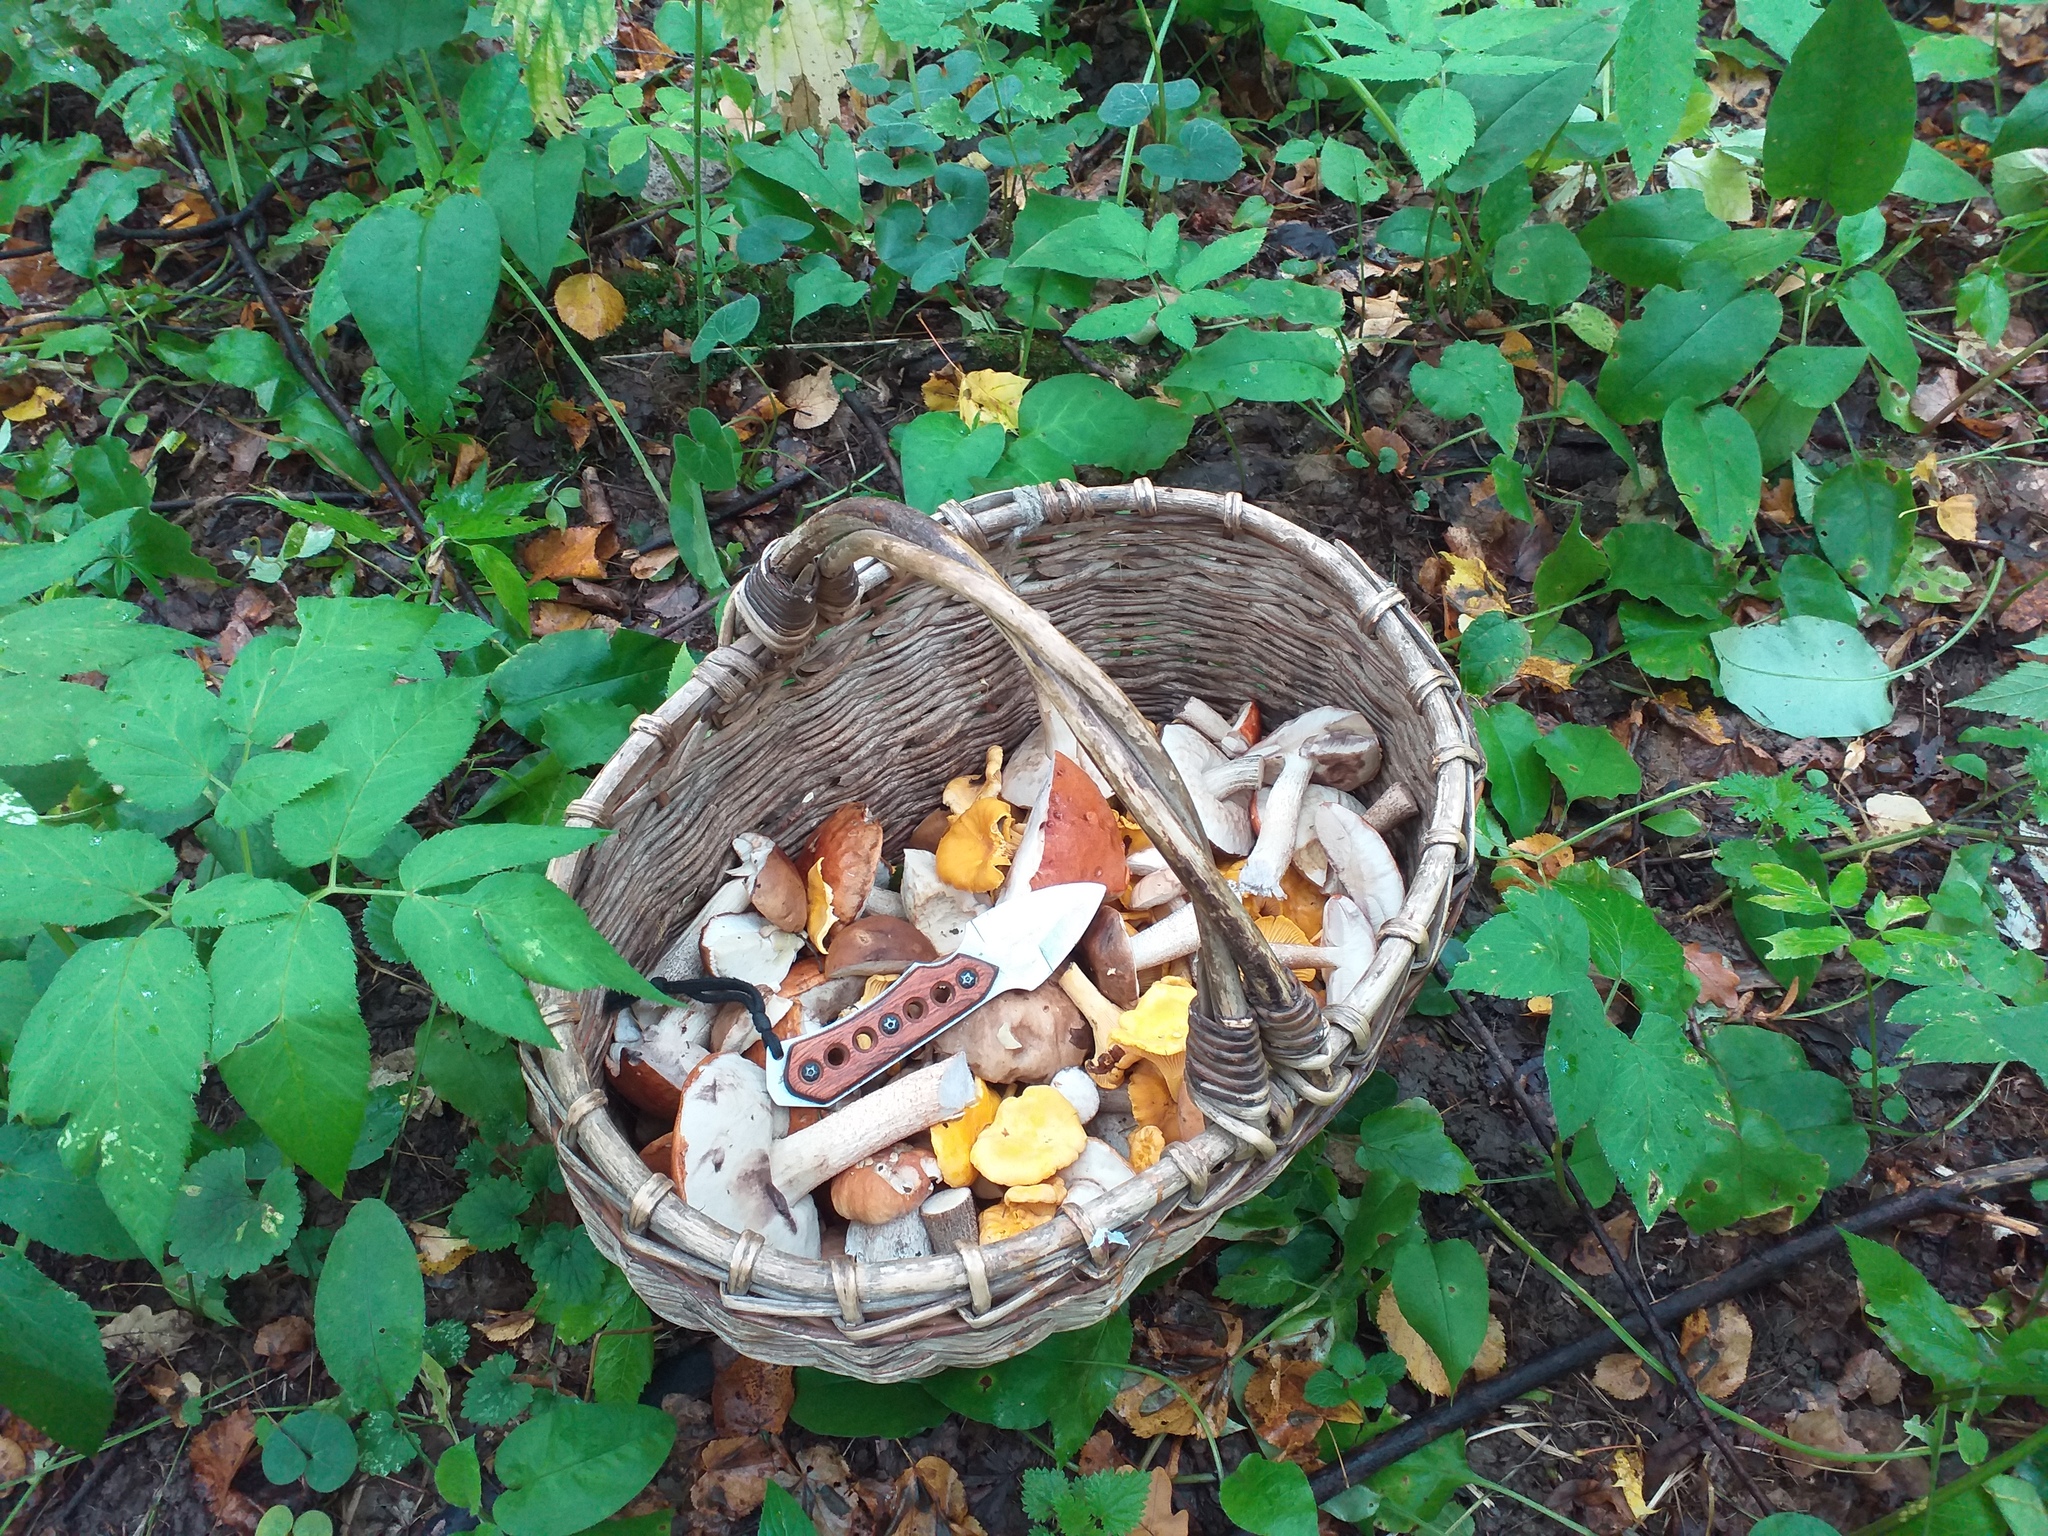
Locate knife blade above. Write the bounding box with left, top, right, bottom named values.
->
left=766, top=881, right=1106, bottom=1108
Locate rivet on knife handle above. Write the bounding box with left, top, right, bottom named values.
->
left=781, top=957, right=994, bottom=1105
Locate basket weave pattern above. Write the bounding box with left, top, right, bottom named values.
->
left=524, top=481, right=1480, bottom=1376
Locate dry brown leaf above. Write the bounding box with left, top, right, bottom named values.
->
left=1516, top=655, right=1576, bottom=690
left=1471, top=1314, right=1507, bottom=1380
left=1683, top=944, right=1744, bottom=1012
left=1376, top=1288, right=1451, bottom=1396
left=1679, top=1302, right=1752, bottom=1399
left=1074, top=1429, right=1121, bottom=1476
left=783, top=365, right=842, bottom=430
left=2001, top=581, right=2048, bottom=634
left=252, top=1314, right=312, bottom=1363
left=1246, top=1356, right=1363, bottom=1466
left=629, top=545, right=679, bottom=580
left=1784, top=1404, right=1867, bottom=1478
left=1837, top=1347, right=1903, bottom=1406
left=531, top=601, right=601, bottom=635
left=1137, top=1468, right=1189, bottom=1536
left=913, top=1456, right=987, bottom=1536
left=0, top=1436, right=25, bottom=1482
left=411, top=1222, right=474, bottom=1275
left=100, top=1305, right=195, bottom=1362
left=691, top=1436, right=798, bottom=1520
left=521, top=524, right=618, bottom=580
left=1935, top=493, right=1980, bottom=542
left=474, top=1310, right=536, bottom=1343
left=1359, top=425, right=1410, bottom=474
left=451, top=438, right=490, bottom=485
left=548, top=397, right=594, bottom=449
left=1570, top=1211, right=1638, bottom=1277
left=711, top=1350, right=795, bottom=1436
left=555, top=272, right=627, bottom=340
left=1863, top=793, right=1933, bottom=838
left=1592, top=1352, right=1655, bottom=1401
left=1111, top=1367, right=1227, bottom=1437
left=190, top=1408, right=264, bottom=1535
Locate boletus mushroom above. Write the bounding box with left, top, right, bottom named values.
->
left=671, top=1054, right=822, bottom=1258
left=953, top=978, right=1092, bottom=1083
left=804, top=804, right=884, bottom=950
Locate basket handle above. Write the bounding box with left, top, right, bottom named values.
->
left=741, top=497, right=1322, bottom=1141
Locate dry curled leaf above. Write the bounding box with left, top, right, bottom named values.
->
left=1136, top=1468, right=1189, bottom=1536
left=1471, top=1314, right=1507, bottom=1380
left=1784, top=1404, right=1867, bottom=1478
left=252, top=1314, right=313, bottom=1363
left=555, top=272, right=627, bottom=339
left=1246, top=1355, right=1363, bottom=1466
left=2, top=384, right=61, bottom=423
left=1111, top=1367, right=1227, bottom=1438
left=711, top=1348, right=794, bottom=1436
left=1683, top=944, right=1744, bottom=1013
left=190, top=1408, right=264, bottom=1535
left=548, top=397, right=594, bottom=449
left=691, top=1435, right=798, bottom=1520
left=1679, top=1302, right=1752, bottom=1399
left=521, top=524, right=618, bottom=580
left=913, top=1455, right=987, bottom=1536
left=100, top=1305, right=195, bottom=1362
left=531, top=601, right=601, bottom=634
left=923, top=366, right=1027, bottom=431
left=1592, top=1352, right=1654, bottom=1401
left=783, top=365, right=842, bottom=430
left=1837, top=1347, right=1903, bottom=1406
left=1376, top=1289, right=1450, bottom=1397
left=451, top=437, right=490, bottom=485
left=411, top=1221, right=474, bottom=1275
left=474, top=1309, right=536, bottom=1343
left=1610, top=1447, right=1650, bottom=1521
left=1570, top=1211, right=1638, bottom=1277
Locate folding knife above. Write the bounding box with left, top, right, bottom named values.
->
left=765, top=881, right=1105, bottom=1108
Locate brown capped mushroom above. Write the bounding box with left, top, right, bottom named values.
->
left=829, top=1143, right=940, bottom=1224
left=954, top=978, right=1092, bottom=1083
left=767, top=1052, right=979, bottom=1199
left=1078, top=906, right=1139, bottom=1007
left=732, top=832, right=807, bottom=933
left=671, top=1054, right=821, bottom=1258
left=1004, top=752, right=1128, bottom=897
left=823, top=915, right=938, bottom=977
left=804, top=804, right=884, bottom=949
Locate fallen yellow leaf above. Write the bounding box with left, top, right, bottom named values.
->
left=555, top=272, right=626, bottom=340
left=410, top=1222, right=474, bottom=1276
left=924, top=366, right=1029, bottom=431
left=1612, top=1447, right=1650, bottom=1520
left=1935, top=492, right=1979, bottom=541
left=2, top=385, right=61, bottom=423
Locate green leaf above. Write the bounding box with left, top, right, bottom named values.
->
left=1013, top=375, right=1192, bottom=475
left=214, top=752, right=342, bottom=832
left=0, top=1124, right=141, bottom=1260
left=1577, top=189, right=1728, bottom=289
left=1680, top=225, right=1815, bottom=285
left=926, top=1311, right=1133, bottom=1457
left=1473, top=701, right=1552, bottom=839
left=1597, top=274, right=1782, bottom=425
left=1762, top=0, right=1914, bottom=216
left=1161, top=328, right=1344, bottom=406
left=0, top=1248, right=114, bottom=1452
left=791, top=1370, right=946, bottom=1437
left=689, top=295, right=761, bottom=364
left=1660, top=399, right=1761, bottom=553
left=210, top=902, right=359, bottom=1056
left=393, top=890, right=553, bottom=1047
left=462, top=1353, right=536, bottom=1426
left=1390, top=1237, right=1491, bottom=1385
left=1365, top=1434, right=1471, bottom=1534
left=1989, top=1478, right=2048, bottom=1536
left=480, top=136, right=584, bottom=282
left=591, top=1295, right=654, bottom=1405
left=0, top=676, right=99, bottom=769
left=1410, top=341, right=1522, bottom=452
left=1615, top=0, right=1700, bottom=179
left=1353, top=1101, right=1476, bottom=1192
left=264, top=1409, right=358, bottom=1493
left=453, top=1176, right=534, bottom=1252
left=1555, top=863, right=1697, bottom=1014
left=491, top=1400, right=677, bottom=1536
left=437, top=1438, right=486, bottom=1515
left=1219, top=1457, right=1317, bottom=1536
left=401, top=825, right=608, bottom=891
left=417, top=1016, right=529, bottom=1133
left=271, top=676, right=486, bottom=866
left=1618, top=600, right=1725, bottom=684
left=1545, top=984, right=1629, bottom=1137
left=11, top=930, right=209, bottom=1256
left=732, top=130, right=864, bottom=224
left=1450, top=884, right=1590, bottom=999
left=889, top=412, right=1008, bottom=513
left=336, top=196, right=500, bottom=427
left=1842, top=1232, right=1997, bottom=1392
left=315, top=1198, right=425, bottom=1413
left=1711, top=617, right=1892, bottom=737
left=1894, top=138, right=1984, bottom=203
left=1765, top=345, right=1868, bottom=409
left=789, top=251, right=868, bottom=326
left=50, top=165, right=160, bottom=276
left=1603, top=520, right=1733, bottom=619
left=218, top=1008, right=369, bottom=1194
left=220, top=597, right=443, bottom=742
left=355, top=1408, right=422, bottom=1475
left=1011, top=202, right=1154, bottom=280
left=0, top=823, right=174, bottom=934
left=1457, top=610, right=1531, bottom=696
left=1955, top=663, right=2048, bottom=721
left=1490, top=222, right=1591, bottom=309
left=459, top=51, right=533, bottom=157
left=1398, top=86, right=1477, bottom=185
left=1834, top=268, right=1919, bottom=385
left=1814, top=459, right=1914, bottom=599
left=1535, top=722, right=1642, bottom=804
left=1530, top=513, right=1608, bottom=639
left=0, top=598, right=190, bottom=677
left=487, top=628, right=677, bottom=743
left=169, top=1147, right=303, bottom=1279
left=1595, top=1013, right=1734, bottom=1222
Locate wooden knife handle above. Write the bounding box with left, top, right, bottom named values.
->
left=781, top=956, right=995, bottom=1105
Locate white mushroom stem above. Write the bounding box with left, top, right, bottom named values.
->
left=1058, top=965, right=1123, bottom=1057
left=1127, top=868, right=1184, bottom=910
left=652, top=877, right=751, bottom=980
left=1128, top=904, right=1199, bottom=969
left=1176, top=698, right=1240, bottom=751
left=1163, top=723, right=1253, bottom=856
left=920, top=1186, right=978, bottom=1252
left=1061, top=1139, right=1137, bottom=1204
left=769, top=1053, right=978, bottom=1200
left=1316, top=801, right=1406, bottom=930
left=1051, top=1065, right=1100, bottom=1124
left=1239, top=753, right=1315, bottom=898
left=1203, top=756, right=1267, bottom=800
left=1320, top=896, right=1377, bottom=1009
left=845, top=1208, right=932, bottom=1262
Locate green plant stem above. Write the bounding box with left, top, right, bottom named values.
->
left=1552, top=782, right=1713, bottom=853
left=500, top=260, right=670, bottom=514
left=1113, top=0, right=1183, bottom=204
left=691, top=0, right=708, bottom=340
left=1876, top=558, right=2004, bottom=681
left=1850, top=1424, right=2048, bottom=1536
left=1465, top=1475, right=1603, bottom=1536
left=1940, top=1063, right=2008, bottom=1133
left=1301, top=31, right=1403, bottom=149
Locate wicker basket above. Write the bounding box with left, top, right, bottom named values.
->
left=523, top=480, right=1480, bottom=1377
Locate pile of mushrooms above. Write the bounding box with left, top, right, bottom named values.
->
left=604, top=697, right=1412, bottom=1266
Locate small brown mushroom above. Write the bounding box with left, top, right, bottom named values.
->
left=804, top=804, right=884, bottom=948
left=733, top=832, right=807, bottom=933
left=908, top=807, right=953, bottom=854
left=824, top=915, right=938, bottom=977
left=1004, top=752, right=1128, bottom=897
left=954, top=978, right=1092, bottom=1083
left=829, top=1143, right=940, bottom=1225
left=1078, top=906, right=1139, bottom=1006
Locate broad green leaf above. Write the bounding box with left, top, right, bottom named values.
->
left=214, top=752, right=342, bottom=831
left=1010, top=202, right=1154, bottom=279
left=468, top=871, right=654, bottom=996
left=218, top=1008, right=370, bottom=1194
left=1814, top=459, right=1914, bottom=599
left=416, top=1015, right=529, bottom=1132
left=1766, top=344, right=1868, bottom=409
left=1489, top=222, right=1591, bottom=309
left=1397, top=86, right=1477, bottom=185
left=1989, top=1479, right=2048, bottom=1536
left=790, top=251, right=868, bottom=325
left=0, top=1124, right=141, bottom=1261
left=1576, top=189, right=1728, bottom=289
left=1530, top=513, right=1608, bottom=639
left=1544, top=984, right=1629, bottom=1137
left=732, top=129, right=864, bottom=223
left=271, top=676, right=486, bottom=866
left=437, top=1438, right=486, bottom=1515
left=1842, top=1233, right=1998, bottom=1392
left=263, top=1408, right=358, bottom=1493
left=791, top=1371, right=946, bottom=1437
left=480, top=136, right=584, bottom=281
left=401, top=825, right=608, bottom=891
left=1618, top=600, right=1725, bottom=684
left=1602, top=519, right=1734, bottom=619
left=1615, top=0, right=1700, bottom=179
left=1443, top=12, right=1616, bottom=193
left=1894, top=138, right=1985, bottom=203
left=1955, top=663, right=2048, bottom=721
left=1219, top=1456, right=1317, bottom=1536
left=1956, top=265, right=2011, bottom=347
left=451, top=1175, right=533, bottom=1251
left=1719, top=837, right=1831, bottom=988
left=219, top=597, right=444, bottom=742
left=1161, top=328, right=1344, bottom=405
left=459, top=50, right=533, bottom=157
left=0, top=823, right=174, bottom=933
left=11, top=930, right=209, bottom=1255
left=80, top=652, right=230, bottom=810
left=1457, top=610, right=1531, bottom=696
left=1014, top=375, right=1193, bottom=475
left=209, top=902, right=360, bottom=1056
left=1174, top=227, right=1266, bottom=290
left=1472, top=701, right=1551, bottom=839
left=1555, top=863, right=1697, bottom=1014
left=1595, top=1013, right=1733, bottom=1222
left=168, top=1146, right=303, bottom=1279
left=0, top=676, right=99, bottom=768
left=1740, top=381, right=1822, bottom=473
left=1661, top=400, right=1761, bottom=552
left=1679, top=225, right=1815, bottom=285
left=689, top=294, right=760, bottom=363
left=891, top=412, right=1007, bottom=512
left=336, top=196, right=501, bottom=427
left=0, top=598, right=189, bottom=677
left=1450, top=883, right=1590, bottom=999
left=1365, top=1433, right=1471, bottom=1534
left=1410, top=341, right=1521, bottom=452
left=591, top=1294, right=654, bottom=1405
left=1834, top=268, right=1920, bottom=386
left=1762, top=0, right=1914, bottom=216
left=1597, top=274, right=1781, bottom=425
left=1352, top=1100, right=1476, bottom=1192
left=1390, top=1238, right=1491, bottom=1385
left=1674, top=1105, right=1832, bottom=1232
left=925, top=1310, right=1133, bottom=1455
left=393, top=890, right=555, bottom=1047
left=1535, top=722, right=1642, bottom=804
left=0, top=1248, right=114, bottom=1452
left=492, top=1400, right=677, bottom=1536
left=316, top=1197, right=425, bottom=1412
left=1737, top=0, right=1819, bottom=57
left=1711, top=617, right=1892, bottom=737
left=1777, top=553, right=1860, bottom=625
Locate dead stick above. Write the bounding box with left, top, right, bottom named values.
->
left=1309, top=1152, right=2048, bottom=1498
left=170, top=123, right=487, bottom=619
left=1927, top=330, right=2048, bottom=427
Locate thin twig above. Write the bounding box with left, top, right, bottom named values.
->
left=840, top=389, right=903, bottom=495
left=709, top=468, right=818, bottom=522
left=0, top=184, right=278, bottom=261
left=1927, top=332, right=2048, bottom=426
left=169, top=122, right=487, bottom=618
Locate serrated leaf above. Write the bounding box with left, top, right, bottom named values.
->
left=462, top=1352, right=535, bottom=1426
left=1353, top=1100, right=1476, bottom=1192
left=1842, top=1232, right=1998, bottom=1391
left=1555, top=863, right=1697, bottom=1015
left=218, top=1008, right=370, bottom=1194
left=1595, top=1013, right=1733, bottom=1222
left=1450, top=883, right=1591, bottom=999
left=1397, top=86, right=1477, bottom=184
left=451, top=1175, right=532, bottom=1251
left=214, top=751, right=341, bottom=830
left=400, top=824, right=608, bottom=891
left=209, top=902, right=360, bottom=1056
left=272, top=676, right=486, bottom=866
left=0, top=1248, right=114, bottom=1452
left=0, top=1123, right=141, bottom=1261
left=80, top=653, right=230, bottom=810
left=315, top=1197, right=425, bottom=1412
left=0, top=598, right=189, bottom=677
left=219, top=597, right=443, bottom=742
left=1955, top=663, right=2048, bottom=721
left=0, top=823, right=175, bottom=933
left=1544, top=984, right=1629, bottom=1137
left=168, top=1146, right=303, bottom=1279
left=0, top=676, right=101, bottom=769
left=10, top=930, right=210, bottom=1256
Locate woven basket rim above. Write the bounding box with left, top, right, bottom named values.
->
left=521, top=480, right=1482, bottom=1372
